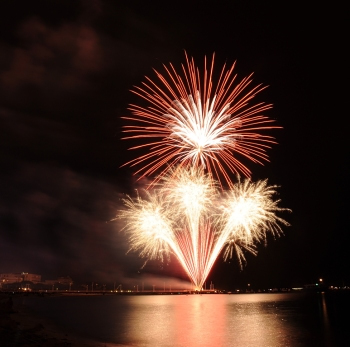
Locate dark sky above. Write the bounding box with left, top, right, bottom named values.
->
left=0, top=0, right=348, bottom=290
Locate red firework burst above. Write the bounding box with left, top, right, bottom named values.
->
left=122, top=52, right=280, bottom=187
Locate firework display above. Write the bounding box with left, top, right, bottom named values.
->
left=119, top=168, right=289, bottom=290
left=118, top=53, right=289, bottom=289
left=122, top=52, right=279, bottom=187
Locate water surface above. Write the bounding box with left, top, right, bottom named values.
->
left=20, top=292, right=349, bottom=346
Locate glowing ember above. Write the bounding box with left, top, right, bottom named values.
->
left=117, top=53, right=290, bottom=289
left=122, top=52, right=279, bottom=187
left=118, top=167, right=289, bottom=290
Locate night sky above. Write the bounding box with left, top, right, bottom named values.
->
left=0, top=1, right=348, bottom=290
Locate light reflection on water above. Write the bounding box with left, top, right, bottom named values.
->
left=122, top=294, right=305, bottom=346
left=21, top=292, right=349, bottom=347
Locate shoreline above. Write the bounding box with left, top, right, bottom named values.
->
left=0, top=293, right=118, bottom=346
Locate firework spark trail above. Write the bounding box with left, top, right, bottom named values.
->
left=122, top=52, right=280, bottom=187
left=118, top=53, right=290, bottom=289
left=118, top=168, right=289, bottom=290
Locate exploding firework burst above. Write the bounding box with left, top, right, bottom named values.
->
left=122, top=52, right=279, bottom=187
left=117, top=53, right=290, bottom=289
left=118, top=167, right=289, bottom=290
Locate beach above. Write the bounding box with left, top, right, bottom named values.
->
left=0, top=293, right=114, bottom=347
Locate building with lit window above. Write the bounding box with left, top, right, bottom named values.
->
left=0, top=272, right=41, bottom=284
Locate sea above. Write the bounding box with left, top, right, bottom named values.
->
left=18, top=291, right=350, bottom=347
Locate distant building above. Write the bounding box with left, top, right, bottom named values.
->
left=0, top=273, right=23, bottom=284
left=57, top=276, right=73, bottom=285
left=22, top=273, right=41, bottom=283
left=43, top=276, right=73, bottom=286
left=0, top=272, right=41, bottom=284
left=43, top=279, right=57, bottom=286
